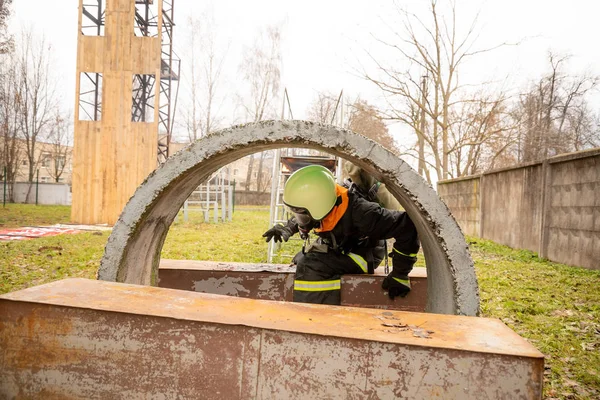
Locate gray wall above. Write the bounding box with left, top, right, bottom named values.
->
left=438, top=148, right=600, bottom=270
left=10, top=182, right=72, bottom=205
left=482, top=163, right=544, bottom=252
left=437, top=176, right=480, bottom=236
left=234, top=190, right=270, bottom=206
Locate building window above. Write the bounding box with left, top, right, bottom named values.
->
left=41, top=154, right=52, bottom=168
left=56, top=156, right=66, bottom=169
left=233, top=168, right=239, bottom=176
left=21, top=159, right=28, bottom=166
left=40, top=176, right=49, bottom=183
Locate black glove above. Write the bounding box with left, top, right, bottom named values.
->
left=262, top=224, right=293, bottom=243
left=382, top=273, right=411, bottom=299
left=383, top=238, right=418, bottom=299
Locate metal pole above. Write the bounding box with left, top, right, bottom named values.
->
left=335, top=94, right=344, bottom=183
left=267, top=148, right=282, bottom=263
left=3, top=166, right=6, bottom=207
left=232, top=180, right=236, bottom=213
left=205, top=181, right=210, bottom=222
left=225, top=167, right=231, bottom=220
left=36, top=169, right=39, bottom=205
left=228, top=183, right=233, bottom=221
left=418, top=75, right=427, bottom=176
left=220, top=170, right=226, bottom=222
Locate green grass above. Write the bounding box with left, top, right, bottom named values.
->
left=471, top=237, right=600, bottom=399
left=0, top=204, right=71, bottom=228
left=164, top=208, right=274, bottom=262
left=0, top=231, right=107, bottom=294
left=1, top=205, right=599, bottom=399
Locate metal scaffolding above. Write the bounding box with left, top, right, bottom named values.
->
left=133, top=0, right=180, bottom=163
left=81, top=0, right=104, bottom=36
left=132, top=74, right=156, bottom=122
left=78, top=1, right=105, bottom=121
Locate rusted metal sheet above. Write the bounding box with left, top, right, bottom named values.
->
left=1, top=279, right=543, bottom=399
left=158, top=259, right=428, bottom=311
left=342, top=267, right=427, bottom=312
left=158, top=260, right=296, bottom=301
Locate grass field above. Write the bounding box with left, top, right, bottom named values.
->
left=1, top=204, right=599, bottom=399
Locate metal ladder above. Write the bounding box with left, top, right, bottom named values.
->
left=267, top=150, right=342, bottom=262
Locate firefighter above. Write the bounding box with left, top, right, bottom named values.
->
left=262, top=165, right=420, bottom=305
left=343, top=161, right=402, bottom=211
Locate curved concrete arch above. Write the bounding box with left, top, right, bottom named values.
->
left=99, top=120, right=480, bottom=316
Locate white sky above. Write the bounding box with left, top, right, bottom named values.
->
left=11, top=0, right=600, bottom=145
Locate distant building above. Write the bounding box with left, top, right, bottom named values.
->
left=1, top=138, right=73, bottom=184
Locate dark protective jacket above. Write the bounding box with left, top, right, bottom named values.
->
left=291, top=184, right=419, bottom=274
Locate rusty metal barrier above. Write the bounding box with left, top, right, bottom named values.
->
left=158, top=259, right=428, bottom=312
left=1, top=279, right=544, bottom=399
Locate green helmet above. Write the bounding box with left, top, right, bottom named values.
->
left=283, top=165, right=337, bottom=220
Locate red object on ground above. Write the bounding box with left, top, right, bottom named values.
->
left=0, top=226, right=81, bottom=241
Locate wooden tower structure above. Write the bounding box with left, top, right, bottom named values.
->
left=72, top=0, right=179, bottom=225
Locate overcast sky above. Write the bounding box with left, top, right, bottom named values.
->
left=11, top=0, right=600, bottom=144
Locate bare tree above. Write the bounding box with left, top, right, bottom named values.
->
left=0, top=0, right=13, bottom=54
left=348, top=99, right=399, bottom=153
left=44, top=111, right=72, bottom=183
left=569, top=103, right=599, bottom=151
left=256, top=162, right=273, bottom=194
left=513, top=53, right=599, bottom=162
left=365, top=0, right=509, bottom=182
left=182, top=12, right=227, bottom=142
left=446, top=91, right=519, bottom=176
left=15, top=30, right=58, bottom=201
left=0, top=59, right=22, bottom=201
left=239, top=25, right=282, bottom=191
left=306, top=91, right=339, bottom=124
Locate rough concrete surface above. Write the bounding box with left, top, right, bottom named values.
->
left=99, top=120, right=480, bottom=315
left=438, top=147, right=600, bottom=270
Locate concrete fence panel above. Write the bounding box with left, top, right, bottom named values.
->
left=11, top=182, right=72, bottom=205
left=234, top=190, right=271, bottom=206
left=439, top=148, right=600, bottom=270
left=437, top=176, right=480, bottom=236
left=481, top=164, right=544, bottom=252
left=543, top=151, right=600, bottom=269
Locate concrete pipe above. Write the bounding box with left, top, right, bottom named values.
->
left=99, top=120, right=480, bottom=316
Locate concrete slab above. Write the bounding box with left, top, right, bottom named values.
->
left=158, top=259, right=428, bottom=312
left=1, top=279, right=543, bottom=399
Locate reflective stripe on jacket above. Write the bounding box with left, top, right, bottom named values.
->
left=294, top=279, right=341, bottom=292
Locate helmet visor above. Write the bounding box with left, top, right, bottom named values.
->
left=294, top=212, right=313, bottom=227
left=286, top=205, right=314, bottom=226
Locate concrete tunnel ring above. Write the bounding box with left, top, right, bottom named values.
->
left=98, top=120, right=480, bottom=316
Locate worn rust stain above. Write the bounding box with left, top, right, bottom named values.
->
left=0, top=279, right=543, bottom=399
left=159, top=260, right=428, bottom=312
